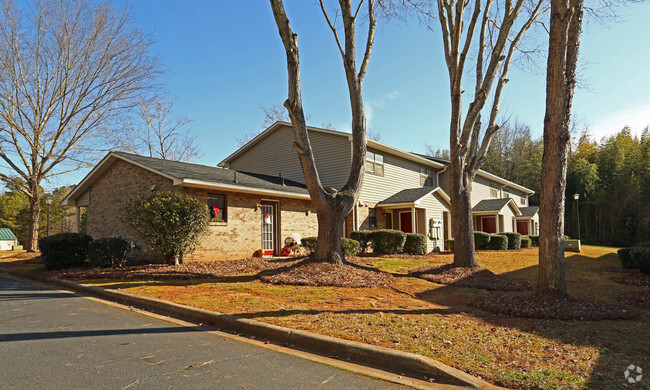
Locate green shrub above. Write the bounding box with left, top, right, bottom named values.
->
left=340, top=237, right=361, bottom=256
left=88, top=237, right=130, bottom=268
left=474, top=231, right=491, bottom=250
left=369, top=229, right=406, bottom=254
left=633, top=248, right=650, bottom=274
left=403, top=233, right=427, bottom=255
left=39, top=233, right=93, bottom=270
left=124, top=191, right=208, bottom=265
left=520, top=237, right=532, bottom=248
left=302, top=237, right=317, bottom=252
left=489, top=234, right=508, bottom=250
left=502, top=232, right=522, bottom=249
left=635, top=241, right=650, bottom=248
left=528, top=235, right=539, bottom=246
left=446, top=239, right=454, bottom=252
left=350, top=231, right=372, bottom=253
left=617, top=248, right=637, bottom=269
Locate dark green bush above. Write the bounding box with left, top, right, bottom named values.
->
left=39, top=233, right=93, bottom=270
left=341, top=237, right=361, bottom=256
left=528, top=235, right=539, bottom=246
left=302, top=237, right=317, bottom=252
left=489, top=234, right=508, bottom=250
left=502, top=232, right=522, bottom=249
left=403, top=233, right=426, bottom=255
left=350, top=231, right=372, bottom=253
left=520, top=237, right=532, bottom=248
left=633, top=248, right=650, bottom=274
left=474, top=231, right=491, bottom=250
left=369, top=229, right=406, bottom=254
left=446, top=239, right=454, bottom=252
left=635, top=241, right=650, bottom=248
left=88, top=237, right=130, bottom=268
left=617, top=248, right=637, bottom=269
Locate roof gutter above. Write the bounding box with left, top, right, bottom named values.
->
left=176, top=178, right=311, bottom=200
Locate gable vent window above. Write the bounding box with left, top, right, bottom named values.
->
left=489, top=184, right=498, bottom=198
left=420, top=166, right=434, bottom=186
left=366, top=151, right=384, bottom=176
left=208, top=193, right=227, bottom=222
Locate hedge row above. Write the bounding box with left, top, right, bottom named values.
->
left=39, top=233, right=129, bottom=270
left=301, top=237, right=361, bottom=256
left=618, top=246, right=650, bottom=274
left=446, top=232, right=525, bottom=252
left=304, top=230, right=427, bottom=255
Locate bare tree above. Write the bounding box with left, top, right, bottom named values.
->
left=269, top=0, right=376, bottom=264
left=414, top=0, right=545, bottom=267
left=0, top=0, right=159, bottom=251
left=538, top=0, right=583, bottom=295
left=113, top=96, right=201, bottom=162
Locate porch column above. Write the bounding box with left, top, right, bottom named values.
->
left=411, top=206, right=416, bottom=234
left=74, top=206, right=81, bottom=233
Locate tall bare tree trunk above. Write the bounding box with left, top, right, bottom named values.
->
left=538, top=0, right=583, bottom=295
left=449, top=157, right=477, bottom=267
left=270, top=0, right=375, bottom=265
left=27, top=186, right=41, bottom=252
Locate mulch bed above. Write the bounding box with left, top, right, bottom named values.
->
left=472, top=292, right=639, bottom=320
left=408, top=264, right=532, bottom=291
left=259, top=262, right=396, bottom=287
left=44, top=258, right=304, bottom=281
left=617, top=290, right=650, bottom=310
left=610, top=270, right=650, bottom=287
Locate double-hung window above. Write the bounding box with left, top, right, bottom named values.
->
left=208, top=193, right=226, bottom=221
left=366, top=151, right=384, bottom=176
left=420, top=166, right=434, bottom=186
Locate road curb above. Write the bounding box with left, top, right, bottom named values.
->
left=2, top=268, right=501, bottom=389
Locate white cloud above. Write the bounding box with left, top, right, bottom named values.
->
left=364, top=90, right=401, bottom=129
left=587, top=103, right=650, bottom=141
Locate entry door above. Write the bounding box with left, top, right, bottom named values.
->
left=482, top=216, right=497, bottom=233
left=261, top=201, right=278, bottom=256
left=516, top=220, right=529, bottom=235
left=400, top=212, right=413, bottom=233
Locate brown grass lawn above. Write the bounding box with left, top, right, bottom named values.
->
left=2, top=246, right=648, bottom=390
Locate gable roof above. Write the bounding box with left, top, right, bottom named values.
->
left=218, top=121, right=447, bottom=171
left=62, top=152, right=310, bottom=206
left=472, top=198, right=521, bottom=216
left=518, top=206, right=539, bottom=218
left=378, top=186, right=451, bottom=206
left=0, top=228, right=17, bottom=240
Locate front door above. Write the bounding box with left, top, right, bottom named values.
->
left=400, top=212, right=413, bottom=233
left=261, top=201, right=278, bottom=256
left=516, top=220, right=529, bottom=235
left=482, top=216, right=497, bottom=233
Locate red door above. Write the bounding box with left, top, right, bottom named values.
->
left=516, top=220, right=529, bottom=235
left=400, top=212, right=413, bottom=233
left=482, top=217, right=497, bottom=233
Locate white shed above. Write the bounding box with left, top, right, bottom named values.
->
left=0, top=228, right=18, bottom=251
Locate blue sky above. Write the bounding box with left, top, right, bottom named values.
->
left=47, top=0, right=650, bottom=189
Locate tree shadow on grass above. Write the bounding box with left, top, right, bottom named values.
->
left=412, top=250, right=650, bottom=389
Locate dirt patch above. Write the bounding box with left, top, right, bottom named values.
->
left=44, top=257, right=304, bottom=281
left=409, top=264, right=531, bottom=291
left=472, top=292, right=639, bottom=320
left=617, top=290, right=650, bottom=310
left=610, top=270, right=650, bottom=287
left=259, top=261, right=396, bottom=287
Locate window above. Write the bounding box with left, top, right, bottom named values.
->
left=385, top=213, right=392, bottom=229
left=369, top=208, right=377, bottom=227
left=208, top=193, right=226, bottom=221
left=520, top=196, right=526, bottom=205
left=489, top=184, right=498, bottom=198
left=366, top=151, right=384, bottom=175
left=420, top=166, right=434, bottom=186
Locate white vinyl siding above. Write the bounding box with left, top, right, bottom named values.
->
left=419, top=192, right=451, bottom=252
left=471, top=176, right=500, bottom=207
left=500, top=203, right=517, bottom=233
left=360, top=151, right=432, bottom=203
left=228, top=125, right=351, bottom=190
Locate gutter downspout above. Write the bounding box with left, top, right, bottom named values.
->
left=436, top=166, right=448, bottom=188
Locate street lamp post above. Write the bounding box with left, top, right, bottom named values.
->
left=573, top=193, right=580, bottom=242
left=45, top=196, right=53, bottom=237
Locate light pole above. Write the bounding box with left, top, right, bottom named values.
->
left=573, top=193, right=580, bottom=242
left=45, top=196, right=53, bottom=237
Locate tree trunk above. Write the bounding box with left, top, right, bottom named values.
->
left=450, top=156, right=478, bottom=267
left=27, top=184, right=40, bottom=252
left=538, top=0, right=583, bottom=295
left=312, top=204, right=349, bottom=265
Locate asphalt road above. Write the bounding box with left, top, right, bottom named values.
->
left=0, top=275, right=406, bottom=390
